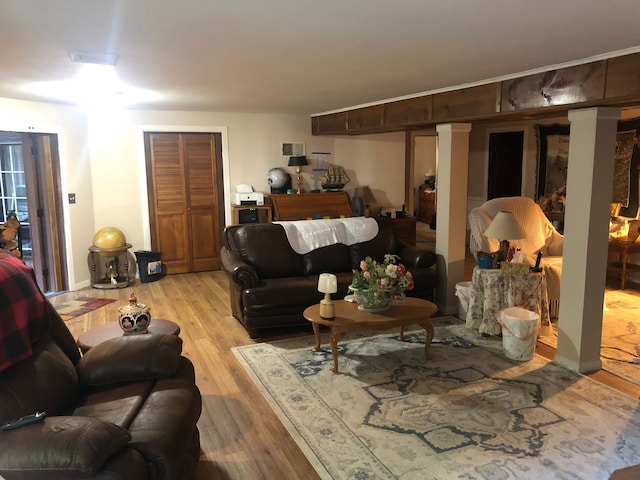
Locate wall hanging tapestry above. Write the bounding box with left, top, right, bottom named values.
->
left=536, top=122, right=638, bottom=214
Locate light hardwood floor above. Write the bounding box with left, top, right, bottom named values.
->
left=50, top=265, right=640, bottom=479
left=54, top=271, right=320, bottom=480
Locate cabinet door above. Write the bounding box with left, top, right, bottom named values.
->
left=146, top=133, right=222, bottom=274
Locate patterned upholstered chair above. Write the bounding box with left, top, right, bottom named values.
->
left=468, top=196, right=564, bottom=317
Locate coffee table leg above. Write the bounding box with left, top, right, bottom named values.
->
left=330, top=329, right=345, bottom=374
left=312, top=322, right=321, bottom=352
left=421, top=320, right=434, bottom=360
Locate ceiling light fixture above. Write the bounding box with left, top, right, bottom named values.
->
left=68, top=50, right=118, bottom=66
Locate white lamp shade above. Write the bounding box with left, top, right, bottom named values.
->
left=484, top=210, right=527, bottom=241
left=317, top=273, right=338, bottom=293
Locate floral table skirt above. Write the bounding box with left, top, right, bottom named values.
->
left=465, top=267, right=552, bottom=336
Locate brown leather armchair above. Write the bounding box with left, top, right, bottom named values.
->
left=0, top=254, right=202, bottom=479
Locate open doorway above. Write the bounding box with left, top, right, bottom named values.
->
left=0, top=131, right=67, bottom=293
left=412, top=134, right=437, bottom=251
left=487, top=131, right=524, bottom=199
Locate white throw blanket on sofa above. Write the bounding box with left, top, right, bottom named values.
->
left=274, top=217, right=379, bottom=255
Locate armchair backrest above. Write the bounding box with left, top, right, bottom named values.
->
left=469, top=197, right=563, bottom=257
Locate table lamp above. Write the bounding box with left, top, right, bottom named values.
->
left=483, top=210, right=527, bottom=264
left=318, top=273, right=338, bottom=319
left=353, top=185, right=377, bottom=217
left=288, top=155, right=308, bottom=194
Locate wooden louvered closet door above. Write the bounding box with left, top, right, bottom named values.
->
left=145, top=132, right=223, bottom=274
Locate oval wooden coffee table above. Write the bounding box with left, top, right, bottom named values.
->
left=77, top=319, right=181, bottom=353
left=303, top=297, right=438, bottom=373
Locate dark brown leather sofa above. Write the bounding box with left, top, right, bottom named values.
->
left=0, top=254, right=202, bottom=480
left=221, top=218, right=438, bottom=338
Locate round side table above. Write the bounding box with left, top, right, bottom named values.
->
left=77, top=318, right=181, bottom=353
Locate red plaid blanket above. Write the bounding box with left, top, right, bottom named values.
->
left=0, top=254, right=51, bottom=371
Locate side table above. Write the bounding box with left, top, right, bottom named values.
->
left=77, top=318, right=181, bottom=353
left=465, top=267, right=551, bottom=336
left=607, top=239, right=640, bottom=290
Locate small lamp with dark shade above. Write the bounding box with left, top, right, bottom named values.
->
left=288, top=155, right=308, bottom=194
left=483, top=210, right=527, bottom=264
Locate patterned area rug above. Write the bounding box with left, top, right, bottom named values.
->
left=233, top=318, right=640, bottom=480
left=54, top=297, right=116, bottom=321
left=539, top=289, right=640, bottom=386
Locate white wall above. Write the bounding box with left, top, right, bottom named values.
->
left=333, top=131, right=406, bottom=213
left=0, top=98, right=411, bottom=290
left=85, top=108, right=337, bottom=289
left=0, top=98, right=94, bottom=289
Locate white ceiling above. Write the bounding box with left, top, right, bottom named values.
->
left=2, top=0, right=640, bottom=115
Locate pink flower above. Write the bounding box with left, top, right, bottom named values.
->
left=360, top=260, right=368, bottom=271
left=397, top=264, right=406, bottom=274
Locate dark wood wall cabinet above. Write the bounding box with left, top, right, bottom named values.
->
left=417, top=185, right=436, bottom=225
left=269, top=192, right=352, bottom=221
left=311, top=52, right=640, bottom=136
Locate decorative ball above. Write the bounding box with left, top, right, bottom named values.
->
left=93, top=227, right=126, bottom=249
left=267, top=167, right=289, bottom=189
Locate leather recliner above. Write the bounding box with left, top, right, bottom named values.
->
left=0, top=253, right=202, bottom=479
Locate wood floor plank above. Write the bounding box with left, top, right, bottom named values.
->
left=48, top=264, right=640, bottom=479
left=50, top=271, right=320, bottom=480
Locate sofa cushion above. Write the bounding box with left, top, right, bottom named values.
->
left=235, top=224, right=304, bottom=278
left=127, top=367, right=202, bottom=480
left=349, top=222, right=398, bottom=268
left=302, top=243, right=352, bottom=276
left=77, top=334, right=183, bottom=387
left=0, top=416, right=131, bottom=479
left=72, top=381, right=154, bottom=429
left=0, top=336, right=78, bottom=424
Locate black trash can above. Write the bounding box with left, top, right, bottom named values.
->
left=134, top=250, right=162, bottom=283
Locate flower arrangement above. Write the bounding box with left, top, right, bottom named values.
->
left=350, top=254, right=414, bottom=305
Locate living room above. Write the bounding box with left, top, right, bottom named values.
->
left=2, top=2, right=640, bottom=479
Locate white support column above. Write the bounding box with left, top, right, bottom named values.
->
left=554, top=107, right=620, bottom=373
left=435, top=123, right=472, bottom=315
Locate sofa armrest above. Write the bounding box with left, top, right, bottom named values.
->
left=77, top=334, right=183, bottom=387
left=221, top=247, right=260, bottom=288
left=397, top=242, right=437, bottom=269
left=0, top=416, right=131, bottom=478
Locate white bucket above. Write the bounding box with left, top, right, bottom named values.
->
left=497, top=307, right=540, bottom=361
left=455, top=281, right=472, bottom=320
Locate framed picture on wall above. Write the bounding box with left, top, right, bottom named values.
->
left=535, top=124, right=569, bottom=201
left=536, top=120, right=640, bottom=218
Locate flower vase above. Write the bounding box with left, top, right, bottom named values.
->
left=351, top=287, right=391, bottom=313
